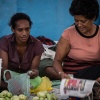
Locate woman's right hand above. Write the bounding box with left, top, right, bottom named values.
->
left=27, top=69, right=39, bottom=79
left=96, top=77, right=100, bottom=83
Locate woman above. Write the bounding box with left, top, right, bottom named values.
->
left=53, top=0, right=100, bottom=80
left=0, top=12, right=44, bottom=90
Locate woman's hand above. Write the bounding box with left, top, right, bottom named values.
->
left=59, top=72, right=71, bottom=79
left=27, top=69, right=39, bottom=79
left=96, top=77, right=100, bottom=83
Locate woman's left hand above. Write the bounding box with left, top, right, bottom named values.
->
left=27, top=69, right=39, bottom=79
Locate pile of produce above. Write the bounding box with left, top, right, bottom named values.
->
left=0, top=90, right=58, bottom=100
left=32, top=91, right=57, bottom=100
left=0, top=90, right=27, bottom=100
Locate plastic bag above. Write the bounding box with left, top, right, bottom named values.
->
left=3, top=70, right=30, bottom=96
left=30, top=76, right=53, bottom=93
left=30, top=76, right=42, bottom=89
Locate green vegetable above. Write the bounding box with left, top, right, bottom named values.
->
left=5, top=97, right=11, bottom=100
left=6, top=92, right=12, bottom=98
left=11, top=95, right=19, bottom=100
left=51, top=93, right=58, bottom=100
left=43, top=91, right=47, bottom=95
left=32, top=96, right=39, bottom=100
left=39, top=97, right=45, bottom=100
left=0, top=98, right=5, bottom=100
left=0, top=92, right=6, bottom=98
left=37, top=91, right=47, bottom=98
left=46, top=93, right=52, bottom=100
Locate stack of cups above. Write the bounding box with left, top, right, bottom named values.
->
left=0, top=58, right=2, bottom=86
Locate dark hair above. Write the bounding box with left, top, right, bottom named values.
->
left=69, top=0, right=99, bottom=21
left=9, top=12, right=32, bottom=29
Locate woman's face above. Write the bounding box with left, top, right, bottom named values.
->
left=74, top=15, right=95, bottom=35
left=12, top=19, right=30, bottom=44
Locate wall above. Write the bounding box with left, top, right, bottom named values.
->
left=0, top=0, right=100, bottom=40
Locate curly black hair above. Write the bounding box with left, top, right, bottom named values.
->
left=9, top=12, right=33, bottom=29
left=69, top=0, right=99, bottom=21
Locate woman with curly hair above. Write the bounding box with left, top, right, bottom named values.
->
left=53, top=0, right=100, bottom=81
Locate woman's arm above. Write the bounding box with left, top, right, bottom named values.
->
left=28, top=55, right=42, bottom=79
left=0, top=50, right=11, bottom=89
left=0, top=50, right=8, bottom=69
left=0, top=50, right=11, bottom=80
left=53, top=36, right=71, bottom=79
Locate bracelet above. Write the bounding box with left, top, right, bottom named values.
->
left=27, top=70, right=33, bottom=74
left=58, top=71, right=64, bottom=75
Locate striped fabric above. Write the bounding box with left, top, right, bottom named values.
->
left=63, top=56, right=100, bottom=74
